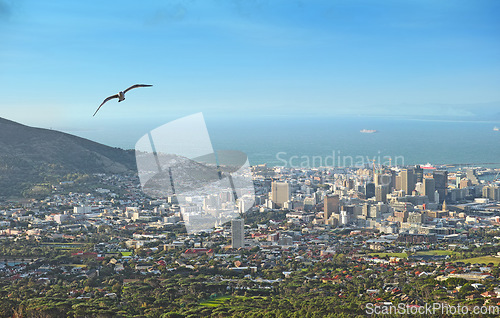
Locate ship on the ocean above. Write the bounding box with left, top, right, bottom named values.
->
left=421, top=163, right=436, bottom=170
left=360, top=129, right=377, bottom=133
left=494, top=127, right=499, bottom=131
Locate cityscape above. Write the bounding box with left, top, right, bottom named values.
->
left=2, top=161, right=500, bottom=316
left=2, top=0, right=500, bottom=317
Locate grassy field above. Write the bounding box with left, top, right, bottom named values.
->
left=454, top=256, right=500, bottom=265
left=368, top=252, right=408, bottom=258
left=415, top=250, right=456, bottom=256
left=199, top=296, right=232, bottom=307
left=63, top=264, right=88, bottom=268
left=41, top=243, right=86, bottom=251
left=41, top=243, right=85, bottom=246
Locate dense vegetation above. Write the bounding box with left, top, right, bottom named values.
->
left=2, top=236, right=500, bottom=318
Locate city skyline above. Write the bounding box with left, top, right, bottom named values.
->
left=3, top=2, right=500, bottom=315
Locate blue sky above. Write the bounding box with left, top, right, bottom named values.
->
left=1, top=0, right=500, bottom=138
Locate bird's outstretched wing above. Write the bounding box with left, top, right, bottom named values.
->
left=93, top=94, right=119, bottom=116
left=123, top=84, right=153, bottom=94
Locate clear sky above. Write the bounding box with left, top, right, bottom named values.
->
left=1, top=0, right=500, bottom=134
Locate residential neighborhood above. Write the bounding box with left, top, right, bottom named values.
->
left=2, top=165, right=500, bottom=316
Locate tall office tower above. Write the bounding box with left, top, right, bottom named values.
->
left=482, top=185, right=500, bottom=201
left=375, top=185, right=389, bottom=203
left=324, top=194, right=340, bottom=222
left=374, top=173, right=392, bottom=188
left=466, top=169, right=480, bottom=185
left=395, top=175, right=402, bottom=191
left=433, top=170, right=448, bottom=203
left=231, top=218, right=245, bottom=249
left=390, top=170, right=397, bottom=191
left=271, top=181, right=290, bottom=208
left=383, top=174, right=393, bottom=189
left=365, top=182, right=375, bottom=198
left=422, top=177, right=436, bottom=202
left=400, top=169, right=415, bottom=195
left=362, top=203, right=370, bottom=218
left=414, top=165, right=424, bottom=183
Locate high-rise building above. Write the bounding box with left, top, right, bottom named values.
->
left=466, top=169, right=480, bottom=185
left=324, top=194, right=339, bottom=222
left=231, top=219, right=245, bottom=249
left=422, top=177, right=436, bottom=202
left=433, top=170, right=448, bottom=203
left=400, top=169, right=415, bottom=195
left=375, top=184, right=389, bottom=203
left=395, top=175, right=402, bottom=191
left=390, top=170, right=397, bottom=191
left=414, top=165, right=424, bottom=183
left=483, top=185, right=500, bottom=201
left=365, top=182, right=375, bottom=198
left=271, top=181, right=290, bottom=208
left=362, top=203, right=370, bottom=218
left=375, top=173, right=393, bottom=189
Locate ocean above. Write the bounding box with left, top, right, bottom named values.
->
left=65, top=115, right=500, bottom=168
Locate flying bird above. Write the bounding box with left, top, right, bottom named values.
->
left=93, top=84, right=153, bottom=116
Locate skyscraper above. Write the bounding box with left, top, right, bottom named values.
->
left=365, top=182, right=375, bottom=199
left=466, top=169, right=480, bottom=185
left=422, top=177, right=436, bottom=202
left=414, top=165, right=424, bottom=183
left=231, top=219, right=244, bottom=249
left=375, top=173, right=393, bottom=189
left=375, top=185, right=389, bottom=203
left=433, top=170, right=448, bottom=203
left=271, top=181, right=290, bottom=208
left=395, top=175, right=402, bottom=191
left=482, top=185, right=500, bottom=201
left=324, top=194, right=339, bottom=222
left=400, top=169, right=415, bottom=195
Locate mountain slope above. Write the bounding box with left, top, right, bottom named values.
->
left=0, top=117, right=136, bottom=198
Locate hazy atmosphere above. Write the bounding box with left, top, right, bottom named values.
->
left=2, top=0, right=500, bottom=134
left=2, top=2, right=500, bottom=317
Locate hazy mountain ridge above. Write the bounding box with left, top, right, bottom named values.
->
left=0, top=117, right=136, bottom=198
